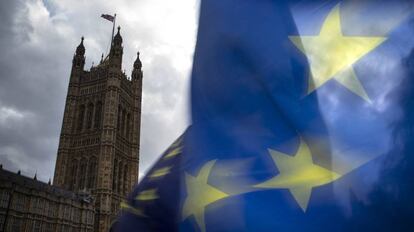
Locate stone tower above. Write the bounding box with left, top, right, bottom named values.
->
left=53, top=27, right=142, bottom=232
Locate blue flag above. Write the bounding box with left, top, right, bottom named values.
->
left=113, top=0, right=414, bottom=231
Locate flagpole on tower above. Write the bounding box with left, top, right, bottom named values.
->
left=111, top=14, right=117, bottom=46
left=101, top=13, right=117, bottom=59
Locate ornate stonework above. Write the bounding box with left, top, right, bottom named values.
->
left=0, top=27, right=141, bottom=232
left=53, top=27, right=142, bottom=232
left=0, top=167, right=95, bottom=232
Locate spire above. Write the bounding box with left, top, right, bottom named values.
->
left=132, top=51, right=143, bottom=80
left=134, top=52, right=142, bottom=70
left=73, top=36, right=86, bottom=69
left=113, top=26, right=123, bottom=46
left=34, top=172, right=37, bottom=180
left=109, top=26, right=123, bottom=69
left=76, top=36, right=85, bottom=56
left=100, top=53, right=104, bottom=63
left=48, top=178, right=51, bottom=185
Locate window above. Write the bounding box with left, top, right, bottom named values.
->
left=112, top=159, right=118, bottom=191
left=117, top=105, right=121, bottom=132
left=121, top=109, right=126, bottom=136
left=77, top=105, right=85, bottom=132
left=13, top=193, right=26, bottom=211
left=35, top=198, right=43, bottom=214
left=79, top=158, right=88, bottom=189
left=74, top=208, right=81, bottom=223
left=118, top=163, right=123, bottom=193
left=126, top=113, right=131, bottom=140
left=0, top=215, right=5, bottom=231
left=63, top=225, right=70, bottom=232
left=48, top=202, right=55, bottom=217
left=64, top=205, right=71, bottom=219
left=43, top=201, right=49, bottom=216
left=86, top=103, right=94, bottom=129
left=123, top=165, right=129, bottom=195
left=87, top=156, right=97, bottom=189
left=93, top=213, right=99, bottom=231
left=94, top=102, right=102, bottom=129
left=31, top=198, right=42, bottom=214
left=0, top=190, right=10, bottom=208
left=11, top=217, right=22, bottom=231
left=71, top=160, right=79, bottom=190
left=44, top=223, right=54, bottom=232
left=32, top=220, right=41, bottom=232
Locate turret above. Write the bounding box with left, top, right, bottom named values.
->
left=109, top=26, right=123, bottom=69
left=72, top=37, right=85, bottom=69
left=132, top=52, right=143, bottom=80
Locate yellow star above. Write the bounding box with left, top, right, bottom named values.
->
left=135, top=189, right=159, bottom=201
left=163, top=146, right=182, bottom=160
left=255, top=140, right=341, bottom=212
left=120, top=202, right=146, bottom=217
left=182, top=160, right=229, bottom=232
left=289, top=4, right=386, bottom=102
left=149, top=166, right=172, bottom=179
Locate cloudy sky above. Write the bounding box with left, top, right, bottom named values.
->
left=0, top=0, right=199, bottom=182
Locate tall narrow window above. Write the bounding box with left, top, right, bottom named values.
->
left=77, top=105, right=85, bottom=132
left=123, top=164, right=128, bottom=195
left=86, top=103, right=94, bottom=129
left=87, top=156, right=97, bottom=189
left=11, top=218, right=22, bottom=232
left=126, top=113, right=131, bottom=140
left=117, top=105, right=122, bottom=132
left=79, top=158, right=88, bottom=189
left=71, top=160, right=79, bottom=190
left=94, top=102, right=102, bottom=129
left=121, top=109, right=126, bottom=136
left=118, top=163, right=123, bottom=193
left=112, top=159, right=118, bottom=191
left=0, top=190, right=10, bottom=208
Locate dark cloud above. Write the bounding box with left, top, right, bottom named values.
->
left=0, top=0, right=197, bottom=181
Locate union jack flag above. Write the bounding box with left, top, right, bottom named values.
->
left=101, top=14, right=114, bottom=22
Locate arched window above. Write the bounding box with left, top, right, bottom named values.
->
left=71, top=160, right=79, bottom=190
left=79, top=157, right=88, bottom=190
left=123, top=164, right=128, bottom=195
left=112, top=159, right=118, bottom=191
left=94, top=102, right=102, bottom=129
left=118, top=163, right=123, bottom=193
left=87, top=156, right=97, bottom=189
left=86, top=103, right=94, bottom=129
left=126, top=113, right=131, bottom=140
left=77, top=105, right=85, bottom=132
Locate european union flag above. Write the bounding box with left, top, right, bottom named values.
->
left=113, top=0, right=414, bottom=231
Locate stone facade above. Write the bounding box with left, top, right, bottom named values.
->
left=53, top=27, right=142, bottom=232
left=0, top=167, right=95, bottom=232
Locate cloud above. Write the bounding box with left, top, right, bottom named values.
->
left=0, top=0, right=198, bottom=182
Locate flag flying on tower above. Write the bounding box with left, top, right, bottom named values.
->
left=101, top=14, right=115, bottom=22
left=113, top=0, right=414, bottom=231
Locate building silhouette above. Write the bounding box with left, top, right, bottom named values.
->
left=54, top=26, right=142, bottom=231
left=0, top=26, right=143, bottom=232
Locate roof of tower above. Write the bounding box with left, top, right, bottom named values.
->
left=76, top=37, right=85, bottom=55
left=114, top=26, right=123, bottom=44
left=134, top=52, right=142, bottom=69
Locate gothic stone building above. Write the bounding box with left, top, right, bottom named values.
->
left=0, top=167, right=95, bottom=232
left=53, top=26, right=143, bottom=232
left=0, top=26, right=142, bottom=232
